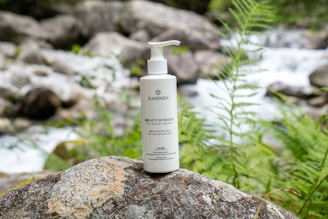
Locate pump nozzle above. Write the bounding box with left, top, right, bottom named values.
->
left=147, top=40, right=180, bottom=74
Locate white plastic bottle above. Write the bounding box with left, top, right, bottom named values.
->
left=140, top=40, right=180, bottom=173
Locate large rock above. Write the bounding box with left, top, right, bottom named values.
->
left=167, top=50, right=199, bottom=84
left=18, top=39, right=48, bottom=65
left=41, top=15, right=83, bottom=49
left=0, top=156, right=296, bottom=219
left=0, top=10, right=48, bottom=43
left=119, top=0, right=220, bottom=50
left=0, top=171, right=52, bottom=194
left=309, top=64, right=328, bottom=88
left=84, top=32, right=202, bottom=84
left=0, top=41, right=16, bottom=59
left=303, top=30, right=328, bottom=49
left=19, top=86, right=62, bottom=120
left=0, top=98, right=13, bottom=117
left=74, top=0, right=124, bottom=38
left=195, top=50, right=231, bottom=79
left=84, top=32, right=146, bottom=57
left=266, top=81, right=321, bottom=99
left=0, top=85, right=20, bottom=103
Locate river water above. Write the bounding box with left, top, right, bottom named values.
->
left=0, top=29, right=327, bottom=173
left=186, top=47, right=327, bottom=121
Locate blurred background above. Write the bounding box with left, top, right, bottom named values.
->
left=0, top=0, right=327, bottom=172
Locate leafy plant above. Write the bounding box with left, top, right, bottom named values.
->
left=129, top=59, right=145, bottom=77
left=71, top=44, right=92, bottom=57
left=209, top=0, right=328, bottom=28
left=203, top=0, right=274, bottom=188
left=45, top=96, right=142, bottom=171
left=261, top=99, right=328, bottom=218
left=181, top=2, right=328, bottom=218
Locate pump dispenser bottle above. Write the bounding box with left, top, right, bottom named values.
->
left=140, top=40, right=180, bottom=173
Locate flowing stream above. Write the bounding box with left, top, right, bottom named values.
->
left=0, top=29, right=327, bottom=173
left=185, top=47, right=327, bottom=122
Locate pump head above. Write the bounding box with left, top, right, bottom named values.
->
left=147, top=40, right=180, bottom=74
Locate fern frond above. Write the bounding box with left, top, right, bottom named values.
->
left=260, top=99, right=328, bottom=217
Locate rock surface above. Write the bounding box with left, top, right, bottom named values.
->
left=0, top=156, right=296, bottom=219
left=74, top=0, right=123, bottom=38
left=303, top=30, right=328, bottom=49
left=309, top=64, right=328, bottom=88
left=41, top=14, right=83, bottom=49
left=19, top=86, right=62, bottom=120
left=0, top=10, right=48, bottom=43
left=119, top=0, right=220, bottom=50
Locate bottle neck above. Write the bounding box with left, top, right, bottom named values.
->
left=147, top=59, right=168, bottom=74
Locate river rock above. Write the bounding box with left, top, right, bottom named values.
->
left=0, top=118, right=12, bottom=134
left=0, top=86, right=21, bottom=117
left=0, top=98, right=13, bottom=117
left=130, top=29, right=151, bottom=42
left=41, top=15, right=83, bottom=50
left=7, top=67, right=32, bottom=89
left=307, top=104, right=328, bottom=121
left=303, top=30, right=328, bottom=49
left=0, top=156, right=296, bottom=219
left=0, top=117, right=31, bottom=135
left=84, top=32, right=144, bottom=57
left=54, top=95, right=94, bottom=122
left=19, top=86, right=62, bottom=120
left=0, top=85, right=20, bottom=103
left=119, top=0, right=220, bottom=50
left=0, top=41, right=16, bottom=59
left=0, top=10, right=48, bottom=43
left=0, top=171, right=52, bottom=194
left=309, top=64, right=328, bottom=88
left=266, top=81, right=321, bottom=99
left=18, top=40, right=47, bottom=65
left=307, top=95, right=328, bottom=107
left=44, top=55, right=76, bottom=76
left=167, top=50, right=199, bottom=84
left=74, top=0, right=124, bottom=38
left=195, top=50, right=231, bottom=79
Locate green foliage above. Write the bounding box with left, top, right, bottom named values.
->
left=170, top=45, right=189, bottom=55
left=77, top=75, right=95, bottom=89
left=260, top=101, right=328, bottom=218
left=0, top=0, right=10, bottom=4
left=71, top=44, right=92, bottom=57
left=209, top=0, right=328, bottom=28
left=180, top=0, right=328, bottom=217
left=211, top=0, right=274, bottom=187
left=78, top=96, right=142, bottom=158
left=178, top=97, right=209, bottom=149
left=45, top=96, right=142, bottom=171
left=129, top=59, right=145, bottom=77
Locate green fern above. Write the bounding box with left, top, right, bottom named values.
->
left=180, top=0, right=277, bottom=191
left=212, top=0, right=275, bottom=187
left=261, top=101, right=328, bottom=218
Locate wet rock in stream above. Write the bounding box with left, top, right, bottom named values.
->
left=19, top=87, right=62, bottom=120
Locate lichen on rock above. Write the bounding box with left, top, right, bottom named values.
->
left=0, top=156, right=297, bottom=219
left=47, top=157, right=128, bottom=218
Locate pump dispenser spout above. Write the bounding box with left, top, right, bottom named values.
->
left=147, top=40, right=180, bottom=75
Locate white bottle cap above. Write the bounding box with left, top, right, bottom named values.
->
left=147, top=40, right=180, bottom=74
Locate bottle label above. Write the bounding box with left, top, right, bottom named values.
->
left=140, top=77, right=179, bottom=171
left=143, top=116, right=177, bottom=161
